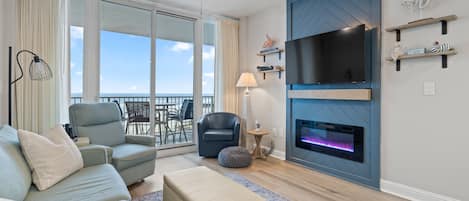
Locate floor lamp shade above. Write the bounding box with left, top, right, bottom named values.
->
left=8, top=47, right=53, bottom=125
left=236, top=72, right=258, bottom=96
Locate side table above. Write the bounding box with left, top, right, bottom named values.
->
left=247, top=129, right=270, bottom=159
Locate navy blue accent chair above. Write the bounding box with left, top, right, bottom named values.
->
left=197, top=112, right=240, bottom=157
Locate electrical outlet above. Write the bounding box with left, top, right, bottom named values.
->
left=423, top=81, right=436, bottom=96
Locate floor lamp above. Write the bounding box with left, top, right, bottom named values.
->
left=8, top=46, right=53, bottom=125
left=236, top=72, right=258, bottom=148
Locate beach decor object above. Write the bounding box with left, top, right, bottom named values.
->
left=262, top=34, right=274, bottom=49
left=392, top=42, right=404, bottom=61
left=430, top=41, right=450, bottom=53
left=401, top=0, right=432, bottom=19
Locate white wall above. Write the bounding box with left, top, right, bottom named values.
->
left=381, top=1, right=469, bottom=200
left=0, top=0, right=16, bottom=125
left=239, top=2, right=287, bottom=159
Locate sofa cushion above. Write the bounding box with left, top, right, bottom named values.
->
left=112, top=143, right=157, bottom=171
left=18, top=127, right=84, bottom=190
left=203, top=129, right=234, bottom=141
left=0, top=126, right=32, bottom=201
left=24, top=164, right=131, bottom=201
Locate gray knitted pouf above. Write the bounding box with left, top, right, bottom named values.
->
left=218, top=146, right=252, bottom=168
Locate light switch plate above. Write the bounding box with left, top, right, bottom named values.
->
left=423, top=81, right=436, bottom=96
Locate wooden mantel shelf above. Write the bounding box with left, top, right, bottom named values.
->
left=288, top=89, right=371, bottom=101
left=385, top=15, right=457, bottom=32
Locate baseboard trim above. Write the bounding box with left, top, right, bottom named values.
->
left=260, top=145, right=286, bottom=160
left=380, top=179, right=460, bottom=201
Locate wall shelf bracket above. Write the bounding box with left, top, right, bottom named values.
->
left=396, top=29, right=400, bottom=42
left=441, top=20, right=447, bottom=34
left=442, top=55, right=448, bottom=68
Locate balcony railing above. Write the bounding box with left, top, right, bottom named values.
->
left=70, top=95, right=214, bottom=115
left=70, top=95, right=214, bottom=145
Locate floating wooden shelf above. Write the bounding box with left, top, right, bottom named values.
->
left=385, top=15, right=457, bottom=42
left=386, top=50, right=457, bottom=71
left=257, top=49, right=284, bottom=62
left=288, top=89, right=371, bottom=101
left=385, top=15, right=457, bottom=32
left=258, top=66, right=284, bottom=80
left=385, top=50, right=457, bottom=61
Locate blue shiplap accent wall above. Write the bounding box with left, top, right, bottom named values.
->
left=285, top=0, right=382, bottom=189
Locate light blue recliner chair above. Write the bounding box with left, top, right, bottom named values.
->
left=69, top=103, right=156, bottom=186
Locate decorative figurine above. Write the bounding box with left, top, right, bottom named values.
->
left=262, top=34, right=275, bottom=49
left=255, top=120, right=261, bottom=131
left=392, top=42, right=404, bottom=61
left=431, top=41, right=442, bottom=53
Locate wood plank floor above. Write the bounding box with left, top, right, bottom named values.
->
left=128, top=153, right=406, bottom=201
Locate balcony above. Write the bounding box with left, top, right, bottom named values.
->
left=70, top=95, right=214, bottom=146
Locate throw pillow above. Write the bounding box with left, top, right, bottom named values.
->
left=18, top=126, right=84, bottom=190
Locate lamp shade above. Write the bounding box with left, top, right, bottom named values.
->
left=29, top=56, right=53, bottom=80
left=236, top=72, right=258, bottom=88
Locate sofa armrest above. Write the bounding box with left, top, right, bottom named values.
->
left=125, top=135, right=156, bottom=147
left=79, top=144, right=113, bottom=167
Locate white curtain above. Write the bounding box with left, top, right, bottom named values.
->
left=214, top=19, right=239, bottom=114
left=14, top=0, right=69, bottom=132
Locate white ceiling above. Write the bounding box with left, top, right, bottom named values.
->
left=150, top=0, right=283, bottom=18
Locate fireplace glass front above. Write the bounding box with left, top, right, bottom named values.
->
left=296, top=119, right=364, bottom=162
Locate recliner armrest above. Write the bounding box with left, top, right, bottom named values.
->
left=125, top=135, right=156, bottom=147
left=79, top=144, right=113, bottom=167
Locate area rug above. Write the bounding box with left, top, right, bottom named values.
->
left=132, top=173, right=288, bottom=201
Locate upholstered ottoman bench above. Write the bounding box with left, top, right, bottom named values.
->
left=163, top=166, right=264, bottom=201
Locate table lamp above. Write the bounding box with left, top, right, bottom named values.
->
left=236, top=72, right=258, bottom=96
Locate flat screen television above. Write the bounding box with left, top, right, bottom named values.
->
left=286, top=24, right=366, bottom=84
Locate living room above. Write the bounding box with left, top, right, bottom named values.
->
left=0, top=0, right=467, bottom=201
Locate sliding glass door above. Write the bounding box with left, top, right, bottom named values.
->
left=99, top=1, right=153, bottom=137
left=70, top=0, right=214, bottom=150
left=155, top=13, right=195, bottom=147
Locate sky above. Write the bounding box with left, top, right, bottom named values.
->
left=70, top=26, right=215, bottom=96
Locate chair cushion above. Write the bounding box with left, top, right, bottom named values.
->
left=24, top=164, right=130, bottom=201
left=205, top=113, right=238, bottom=129
left=203, top=129, right=233, bottom=141
left=218, top=146, right=252, bottom=168
left=0, top=126, right=32, bottom=201
left=76, top=121, right=126, bottom=147
left=112, top=143, right=157, bottom=171
left=69, top=103, right=126, bottom=147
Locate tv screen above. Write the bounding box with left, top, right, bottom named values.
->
left=286, top=24, right=366, bottom=84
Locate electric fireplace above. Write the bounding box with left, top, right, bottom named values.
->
left=296, top=119, right=364, bottom=162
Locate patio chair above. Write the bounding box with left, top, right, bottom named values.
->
left=125, top=101, right=164, bottom=144
left=168, top=99, right=193, bottom=143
